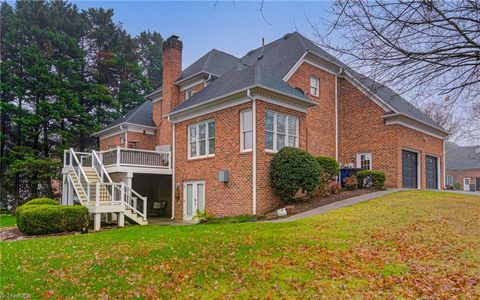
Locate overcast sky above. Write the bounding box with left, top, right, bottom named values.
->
left=73, top=1, right=335, bottom=66
left=68, top=1, right=477, bottom=145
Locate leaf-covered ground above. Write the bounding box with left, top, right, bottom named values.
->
left=1, top=191, right=479, bottom=299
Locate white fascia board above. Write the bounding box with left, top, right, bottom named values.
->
left=169, top=97, right=251, bottom=123
left=342, top=71, right=394, bottom=112
left=283, top=52, right=308, bottom=81
left=93, top=124, right=123, bottom=137
left=123, top=123, right=156, bottom=135
left=179, top=76, right=208, bottom=91
left=255, top=95, right=308, bottom=113
left=175, top=72, right=217, bottom=86
left=166, top=86, right=314, bottom=123
left=385, top=116, right=448, bottom=140
left=151, top=96, right=163, bottom=103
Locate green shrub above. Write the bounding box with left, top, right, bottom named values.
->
left=24, top=198, right=59, bottom=206
left=453, top=182, right=461, bottom=190
left=316, top=156, right=340, bottom=179
left=344, top=175, right=358, bottom=190
left=16, top=204, right=88, bottom=235
left=357, top=170, right=386, bottom=189
left=270, top=147, right=320, bottom=203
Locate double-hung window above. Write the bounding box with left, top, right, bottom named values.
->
left=265, top=111, right=298, bottom=152
left=188, top=120, right=215, bottom=159
left=310, top=77, right=319, bottom=97
left=240, top=109, right=253, bottom=152
left=357, top=152, right=372, bottom=170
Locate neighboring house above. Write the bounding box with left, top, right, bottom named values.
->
left=445, top=142, right=480, bottom=191
left=62, top=32, right=449, bottom=227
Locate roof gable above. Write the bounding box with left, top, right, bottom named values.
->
left=171, top=63, right=310, bottom=114
left=178, top=49, right=239, bottom=82
left=96, top=100, right=155, bottom=134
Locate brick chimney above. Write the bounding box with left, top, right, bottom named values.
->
left=154, top=35, right=182, bottom=147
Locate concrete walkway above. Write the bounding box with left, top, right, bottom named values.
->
left=268, top=189, right=400, bottom=223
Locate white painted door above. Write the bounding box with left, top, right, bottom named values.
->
left=183, top=181, right=205, bottom=221
left=463, top=178, right=471, bottom=191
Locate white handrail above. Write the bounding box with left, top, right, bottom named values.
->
left=69, top=149, right=91, bottom=199
left=92, top=150, right=113, bottom=183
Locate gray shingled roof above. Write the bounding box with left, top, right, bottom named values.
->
left=99, top=100, right=155, bottom=132
left=178, top=49, right=239, bottom=82
left=446, top=142, right=480, bottom=170
left=171, top=63, right=310, bottom=113
left=170, top=32, right=446, bottom=134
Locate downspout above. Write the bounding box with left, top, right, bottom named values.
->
left=247, top=89, right=257, bottom=216
left=169, top=116, right=176, bottom=219
left=442, top=138, right=446, bottom=190
left=335, top=67, right=343, bottom=162
left=120, top=124, right=128, bottom=148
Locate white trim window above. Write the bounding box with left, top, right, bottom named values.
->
left=265, top=111, right=299, bottom=152
left=185, top=89, right=194, bottom=100
left=357, top=152, right=372, bottom=170
left=240, top=109, right=253, bottom=152
left=310, top=77, right=319, bottom=97
left=188, top=120, right=215, bottom=159
left=446, top=175, right=454, bottom=186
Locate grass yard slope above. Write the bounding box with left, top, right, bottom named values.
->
left=1, top=191, right=479, bottom=298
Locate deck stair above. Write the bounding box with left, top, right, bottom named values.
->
left=63, top=149, right=148, bottom=228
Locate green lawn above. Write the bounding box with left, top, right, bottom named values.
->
left=0, top=214, right=16, bottom=228
left=1, top=191, right=479, bottom=298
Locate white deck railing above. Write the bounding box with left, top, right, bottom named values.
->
left=101, top=147, right=171, bottom=169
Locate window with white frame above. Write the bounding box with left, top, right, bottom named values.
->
left=185, top=89, right=194, bottom=99
left=240, top=109, right=253, bottom=151
left=310, top=77, right=319, bottom=97
left=265, top=111, right=298, bottom=152
left=357, top=153, right=372, bottom=170
left=188, top=120, right=215, bottom=158
left=446, top=175, right=454, bottom=185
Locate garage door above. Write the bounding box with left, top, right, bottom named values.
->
left=425, top=155, right=438, bottom=189
left=402, top=150, right=418, bottom=188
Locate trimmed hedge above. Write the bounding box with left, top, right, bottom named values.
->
left=357, top=170, right=386, bottom=189
left=270, top=147, right=320, bottom=203
left=24, top=198, right=59, bottom=206
left=16, top=204, right=88, bottom=235
left=316, top=156, right=340, bottom=179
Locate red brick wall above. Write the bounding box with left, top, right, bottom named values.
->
left=99, top=132, right=155, bottom=151
left=125, top=131, right=156, bottom=150
left=446, top=169, right=480, bottom=191
left=174, top=102, right=253, bottom=219
left=338, top=78, right=400, bottom=187
left=338, top=78, right=444, bottom=189
left=100, top=133, right=125, bottom=151
left=287, top=63, right=336, bottom=157
left=155, top=36, right=183, bottom=147
left=173, top=99, right=307, bottom=219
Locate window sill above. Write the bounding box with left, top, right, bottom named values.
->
left=265, top=149, right=277, bottom=155
left=187, top=155, right=215, bottom=161
left=240, top=150, right=252, bottom=155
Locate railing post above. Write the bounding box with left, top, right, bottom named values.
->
left=143, top=197, right=147, bottom=220
left=69, top=148, right=73, bottom=167
left=64, top=150, right=67, bottom=166
left=116, top=146, right=121, bottom=167
left=95, top=181, right=100, bottom=206
left=120, top=182, right=125, bottom=204
left=112, top=184, right=115, bottom=201
left=87, top=184, right=91, bottom=205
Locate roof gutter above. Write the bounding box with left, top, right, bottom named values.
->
left=247, top=89, right=257, bottom=217
left=382, top=113, right=450, bottom=136
left=165, top=85, right=316, bottom=119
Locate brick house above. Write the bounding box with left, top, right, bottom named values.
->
left=63, top=32, right=449, bottom=226
left=445, top=142, right=480, bottom=191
